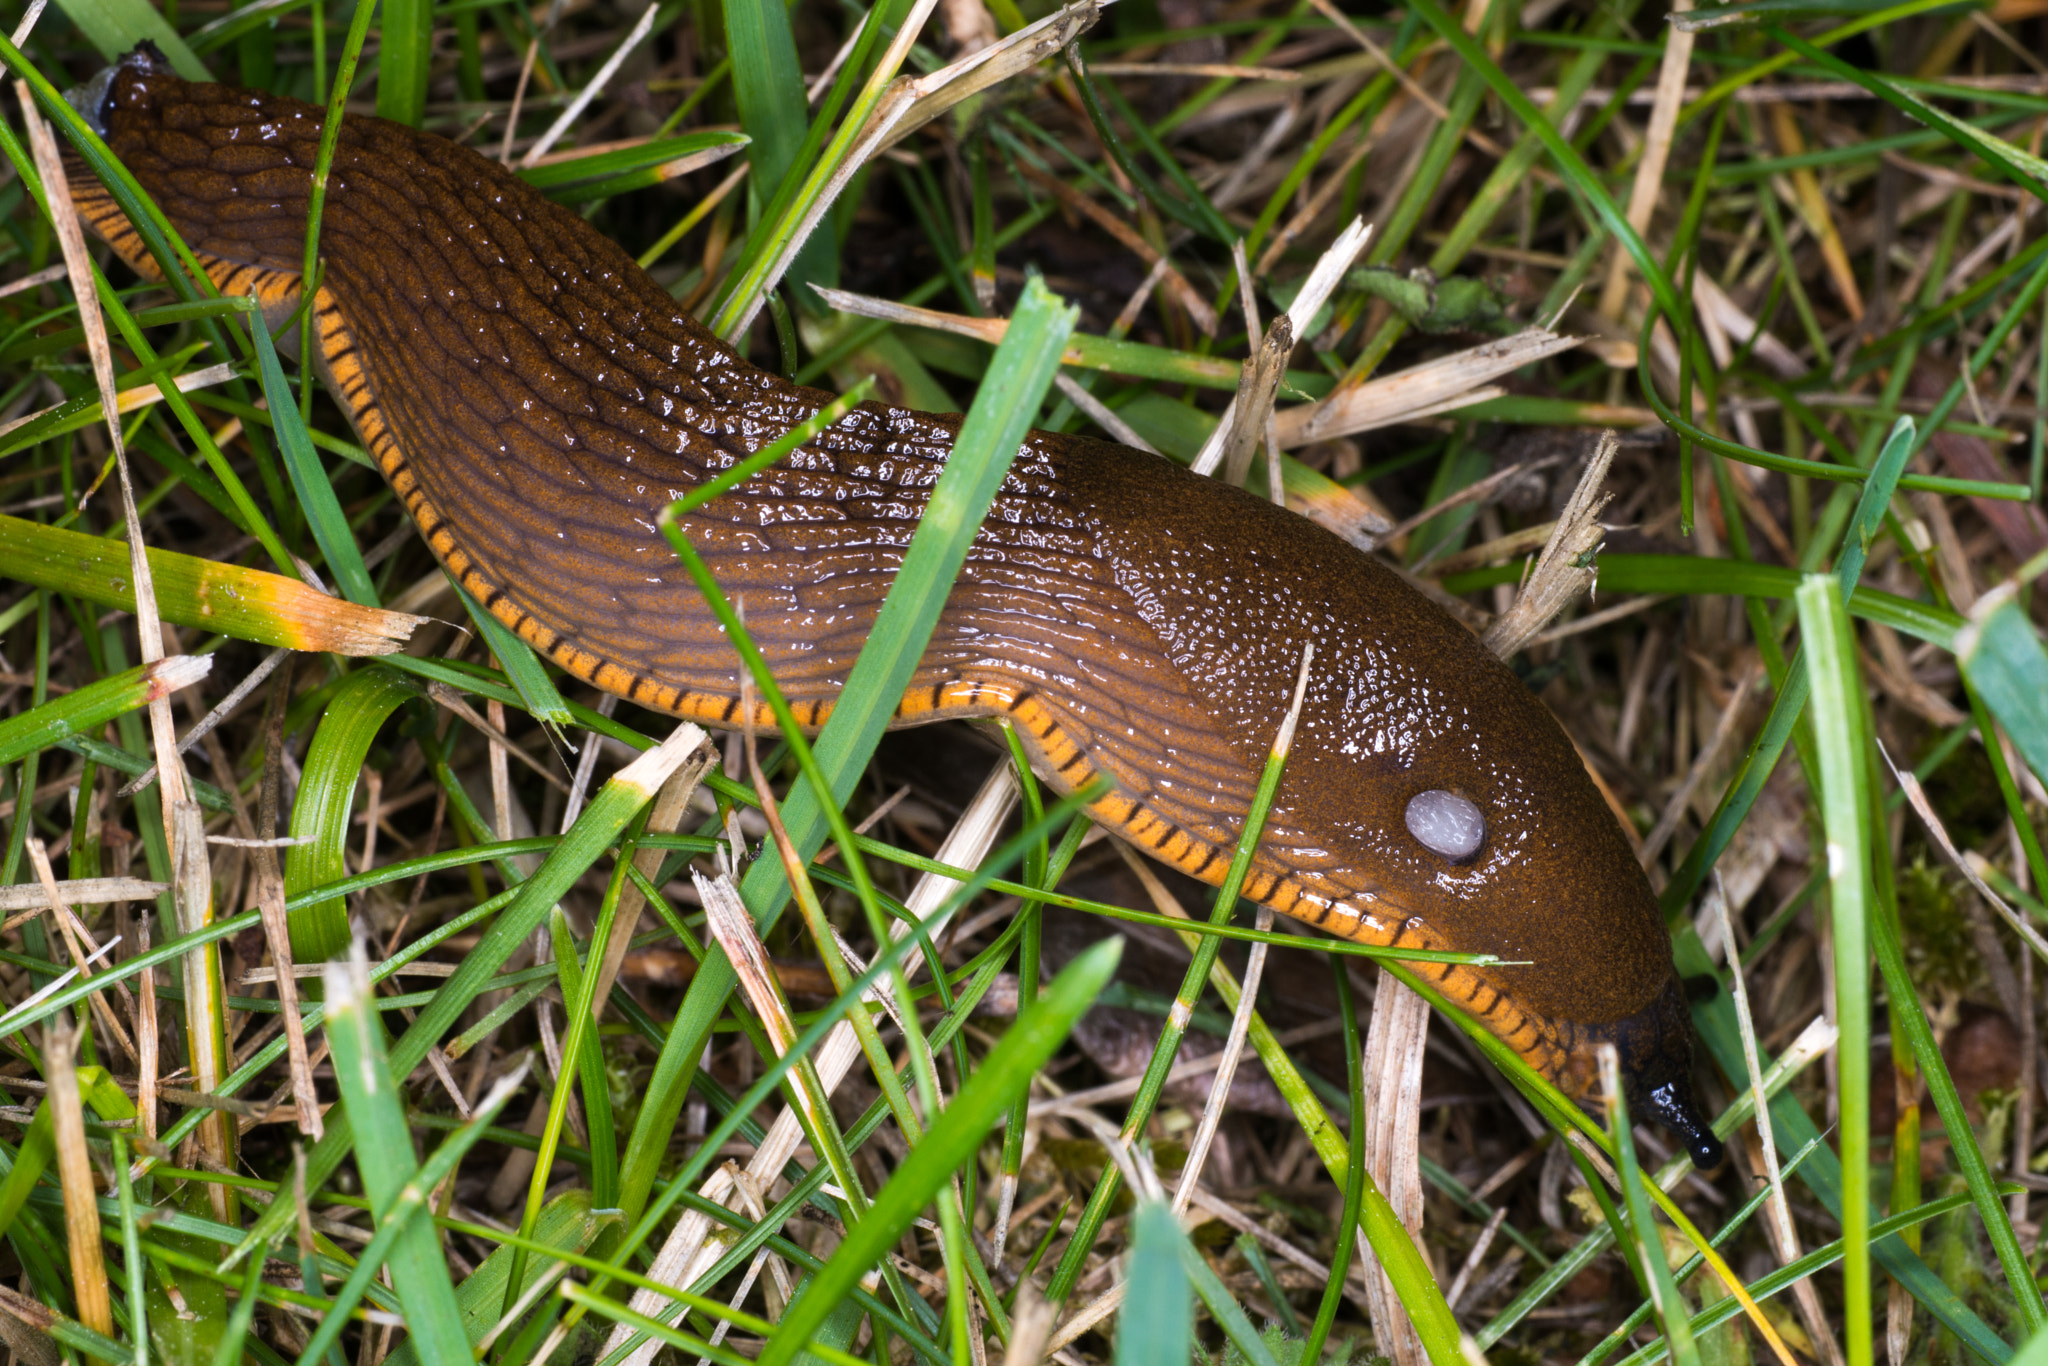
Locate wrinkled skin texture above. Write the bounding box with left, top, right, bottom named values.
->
left=68, top=47, right=1720, bottom=1165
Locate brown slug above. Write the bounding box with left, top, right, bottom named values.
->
left=66, top=47, right=1721, bottom=1167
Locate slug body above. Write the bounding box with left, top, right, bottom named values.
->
left=71, top=50, right=1720, bottom=1165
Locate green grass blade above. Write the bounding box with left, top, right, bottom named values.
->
left=756, top=937, right=1122, bottom=1366
left=47, top=0, right=211, bottom=76
left=1957, top=584, right=2048, bottom=784
left=1175, top=1221, right=1283, bottom=1366
left=374, top=0, right=433, bottom=126
left=384, top=1193, right=614, bottom=1366
left=293, top=1053, right=529, bottom=1366
left=1768, top=27, right=2048, bottom=201
left=1794, top=574, right=1872, bottom=1366
left=1402, top=0, right=1680, bottom=326
left=1607, top=1190, right=2012, bottom=1366
left=283, top=667, right=421, bottom=962
left=319, top=946, right=474, bottom=1366
left=0, top=656, right=210, bottom=765
left=247, top=304, right=378, bottom=606
left=1119, top=1202, right=1191, bottom=1366
left=519, top=130, right=749, bottom=191
left=1602, top=1049, right=1701, bottom=1366
left=1661, top=419, right=1918, bottom=915
left=232, top=724, right=711, bottom=1266
left=452, top=582, right=575, bottom=734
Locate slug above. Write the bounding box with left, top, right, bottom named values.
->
left=66, top=47, right=1722, bottom=1167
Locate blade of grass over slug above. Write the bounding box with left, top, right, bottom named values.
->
left=1794, top=574, right=1873, bottom=1366
left=283, top=667, right=421, bottom=963
left=247, top=309, right=379, bottom=607
left=671, top=376, right=877, bottom=517
left=0, top=515, right=426, bottom=655
left=452, top=583, right=576, bottom=735
left=0, top=656, right=209, bottom=765
left=230, top=722, right=712, bottom=1266
left=755, top=938, right=1121, bottom=1366
left=616, top=278, right=1075, bottom=1229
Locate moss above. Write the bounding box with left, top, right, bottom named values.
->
left=1894, top=856, right=1985, bottom=997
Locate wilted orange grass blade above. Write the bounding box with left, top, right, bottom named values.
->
left=0, top=514, right=425, bottom=655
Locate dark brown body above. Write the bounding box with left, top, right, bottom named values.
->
left=69, top=50, right=1719, bottom=1163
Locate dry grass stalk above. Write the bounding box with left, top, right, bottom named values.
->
left=874, top=0, right=1102, bottom=153
left=42, top=1015, right=114, bottom=1349
left=0, top=362, right=237, bottom=441
left=20, top=91, right=189, bottom=844
left=0, top=1283, right=63, bottom=1366
left=518, top=0, right=660, bottom=166
left=23, top=839, right=135, bottom=1063
left=1596, top=0, right=1694, bottom=322
left=1358, top=970, right=1431, bottom=1366
left=171, top=798, right=233, bottom=1213
left=1636, top=661, right=1763, bottom=869
left=252, top=660, right=323, bottom=1139
left=1197, top=219, right=1373, bottom=475
left=1888, top=745, right=2048, bottom=969
left=1767, top=104, right=1865, bottom=321
left=1053, top=373, right=1160, bottom=453
left=1277, top=328, right=1583, bottom=447
left=1220, top=318, right=1294, bottom=488
left=1712, top=885, right=1847, bottom=1366
left=0, top=878, right=166, bottom=920
left=1017, top=162, right=1218, bottom=335
left=121, top=647, right=290, bottom=800
left=725, top=0, right=1099, bottom=336
left=1481, top=432, right=1618, bottom=657
left=586, top=742, right=717, bottom=1020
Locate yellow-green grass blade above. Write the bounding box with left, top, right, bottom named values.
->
left=0, top=515, right=423, bottom=655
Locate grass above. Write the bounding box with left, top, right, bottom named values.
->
left=0, top=1, right=2043, bottom=1365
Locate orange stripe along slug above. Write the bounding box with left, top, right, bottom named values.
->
left=66, top=46, right=1722, bottom=1167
